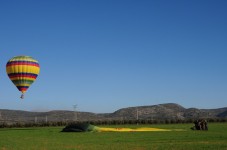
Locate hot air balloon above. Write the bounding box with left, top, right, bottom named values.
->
left=6, top=56, right=40, bottom=99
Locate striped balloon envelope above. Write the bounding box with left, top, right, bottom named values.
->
left=6, top=56, right=40, bottom=99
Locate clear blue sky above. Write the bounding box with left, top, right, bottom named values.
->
left=0, top=0, right=227, bottom=113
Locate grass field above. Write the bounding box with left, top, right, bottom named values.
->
left=0, top=123, right=227, bottom=150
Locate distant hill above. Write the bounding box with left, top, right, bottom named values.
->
left=0, top=103, right=226, bottom=124
left=108, top=103, right=227, bottom=120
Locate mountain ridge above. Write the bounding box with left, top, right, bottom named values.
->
left=0, top=103, right=226, bottom=124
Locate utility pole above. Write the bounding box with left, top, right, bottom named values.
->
left=73, top=105, right=77, bottom=122
left=35, top=116, right=37, bottom=123
left=136, top=107, right=139, bottom=125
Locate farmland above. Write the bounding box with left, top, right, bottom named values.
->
left=0, top=123, right=227, bottom=150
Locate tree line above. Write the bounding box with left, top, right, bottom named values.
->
left=0, top=118, right=226, bottom=128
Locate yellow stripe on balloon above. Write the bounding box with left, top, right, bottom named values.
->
left=8, top=56, right=38, bottom=63
left=14, top=83, right=32, bottom=87
left=6, top=66, right=40, bottom=74
left=10, top=78, right=36, bottom=81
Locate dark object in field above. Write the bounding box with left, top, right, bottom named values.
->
left=61, top=123, right=98, bottom=132
left=191, top=119, right=208, bottom=131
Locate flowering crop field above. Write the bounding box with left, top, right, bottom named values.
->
left=0, top=123, right=227, bottom=150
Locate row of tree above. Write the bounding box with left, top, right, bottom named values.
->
left=0, top=118, right=226, bottom=128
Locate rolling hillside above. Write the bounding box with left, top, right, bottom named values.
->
left=0, top=103, right=226, bottom=124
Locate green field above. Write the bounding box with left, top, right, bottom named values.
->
left=0, top=123, right=227, bottom=150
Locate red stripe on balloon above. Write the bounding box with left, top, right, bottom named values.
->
left=9, top=74, right=37, bottom=79
left=6, top=62, right=39, bottom=67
